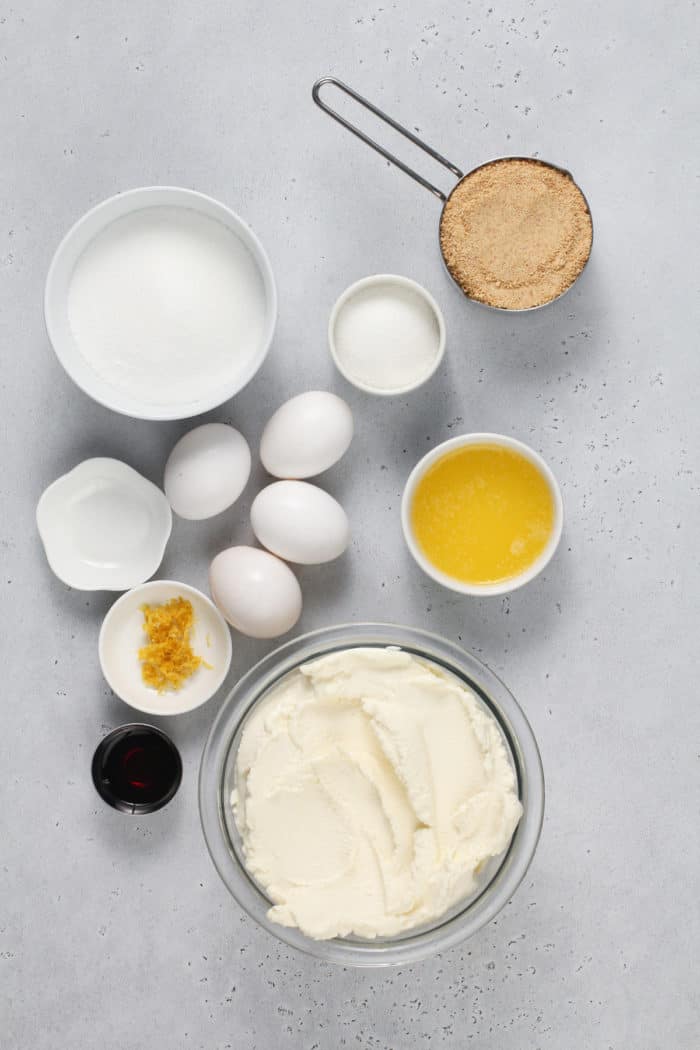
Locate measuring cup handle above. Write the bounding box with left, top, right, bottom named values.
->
left=312, top=76, right=463, bottom=202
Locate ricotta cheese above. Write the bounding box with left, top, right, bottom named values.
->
left=231, top=647, right=522, bottom=940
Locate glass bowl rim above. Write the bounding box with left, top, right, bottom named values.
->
left=198, top=622, right=545, bottom=968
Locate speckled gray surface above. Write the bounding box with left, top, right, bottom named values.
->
left=2, top=1, right=699, bottom=1047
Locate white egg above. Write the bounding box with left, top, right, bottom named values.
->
left=164, top=423, right=251, bottom=520
left=209, top=546, right=302, bottom=639
left=260, top=390, right=353, bottom=479
left=251, top=481, right=349, bottom=564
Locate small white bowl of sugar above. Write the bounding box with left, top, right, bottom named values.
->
left=328, top=274, right=445, bottom=396
left=45, top=186, right=277, bottom=421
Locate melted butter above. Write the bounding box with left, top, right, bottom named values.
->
left=410, top=443, right=555, bottom=585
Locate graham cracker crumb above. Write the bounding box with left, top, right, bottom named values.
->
left=439, top=158, right=592, bottom=310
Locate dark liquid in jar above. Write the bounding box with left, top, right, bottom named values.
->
left=92, top=726, right=182, bottom=812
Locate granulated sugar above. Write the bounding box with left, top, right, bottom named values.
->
left=439, top=158, right=592, bottom=310
left=332, top=280, right=442, bottom=393
left=67, top=207, right=266, bottom=406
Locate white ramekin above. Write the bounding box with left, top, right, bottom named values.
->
left=99, top=579, right=232, bottom=716
left=401, top=432, right=564, bottom=596
left=328, top=274, right=446, bottom=396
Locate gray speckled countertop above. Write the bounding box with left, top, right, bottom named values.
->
left=2, top=2, right=698, bottom=1047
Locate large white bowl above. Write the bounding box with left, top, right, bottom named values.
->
left=44, top=186, right=277, bottom=421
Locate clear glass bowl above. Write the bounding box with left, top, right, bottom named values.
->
left=198, top=624, right=544, bottom=967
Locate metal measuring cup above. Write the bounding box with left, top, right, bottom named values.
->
left=312, top=76, right=593, bottom=312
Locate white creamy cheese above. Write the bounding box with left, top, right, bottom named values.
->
left=231, top=647, right=522, bottom=940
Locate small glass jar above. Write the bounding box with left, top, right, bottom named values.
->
left=198, top=623, right=544, bottom=967
left=92, top=723, right=182, bottom=814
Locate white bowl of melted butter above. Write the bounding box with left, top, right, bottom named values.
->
left=199, top=624, right=544, bottom=967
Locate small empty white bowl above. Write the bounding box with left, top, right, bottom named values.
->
left=36, top=458, right=172, bottom=591
left=99, top=580, right=233, bottom=716
left=401, top=433, right=564, bottom=596
left=328, top=274, right=445, bottom=396
left=44, top=186, right=277, bottom=421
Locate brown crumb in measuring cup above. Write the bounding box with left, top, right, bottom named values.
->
left=439, top=158, right=592, bottom=310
